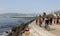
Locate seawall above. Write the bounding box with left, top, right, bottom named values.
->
left=8, top=18, right=35, bottom=36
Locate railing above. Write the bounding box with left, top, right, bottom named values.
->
left=8, top=18, right=35, bottom=36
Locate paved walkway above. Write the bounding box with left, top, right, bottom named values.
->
left=22, top=20, right=57, bottom=36
left=49, top=24, right=60, bottom=36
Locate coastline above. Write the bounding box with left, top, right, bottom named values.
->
left=7, top=18, right=35, bottom=36
left=0, top=17, right=35, bottom=36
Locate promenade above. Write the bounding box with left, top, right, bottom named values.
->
left=22, top=20, right=60, bottom=36
left=49, top=24, right=60, bottom=36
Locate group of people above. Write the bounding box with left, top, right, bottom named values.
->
left=36, top=16, right=53, bottom=30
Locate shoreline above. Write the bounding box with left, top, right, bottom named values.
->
left=0, top=17, right=35, bottom=36
left=7, top=18, right=35, bottom=36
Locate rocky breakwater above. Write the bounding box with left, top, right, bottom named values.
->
left=7, top=19, right=35, bottom=36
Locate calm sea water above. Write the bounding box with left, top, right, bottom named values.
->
left=0, top=17, right=33, bottom=35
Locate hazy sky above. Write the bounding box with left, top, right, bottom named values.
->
left=0, top=0, right=60, bottom=14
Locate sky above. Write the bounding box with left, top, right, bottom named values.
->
left=0, top=0, right=60, bottom=14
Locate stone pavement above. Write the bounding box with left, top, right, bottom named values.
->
left=49, top=24, right=60, bottom=36
left=22, top=20, right=57, bottom=36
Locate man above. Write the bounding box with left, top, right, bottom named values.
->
left=36, top=16, right=38, bottom=25
left=50, top=18, right=52, bottom=25
left=38, top=17, right=43, bottom=27
left=45, top=18, right=50, bottom=30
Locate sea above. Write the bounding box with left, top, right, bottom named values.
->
left=0, top=17, right=33, bottom=35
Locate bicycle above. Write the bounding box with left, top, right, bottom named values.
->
left=45, top=24, right=50, bottom=31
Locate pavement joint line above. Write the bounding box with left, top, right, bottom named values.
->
left=29, top=26, right=40, bottom=36
left=29, top=20, right=57, bottom=36
left=32, top=28, right=41, bottom=36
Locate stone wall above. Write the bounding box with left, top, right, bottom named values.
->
left=8, top=19, right=35, bottom=36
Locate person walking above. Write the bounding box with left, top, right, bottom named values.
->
left=45, top=18, right=50, bottom=30
left=50, top=18, right=52, bottom=25
left=36, top=16, right=38, bottom=25
left=38, top=17, right=43, bottom=27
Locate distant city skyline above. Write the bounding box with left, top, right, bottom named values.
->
left=0, top=0, right=60, bottom=14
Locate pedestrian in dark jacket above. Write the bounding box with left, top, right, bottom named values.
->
left=36, top=16, right=38, bottom=25
left=50, top=18, right=52, bottom=25
left=45, top=18, right=49, bottom=29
